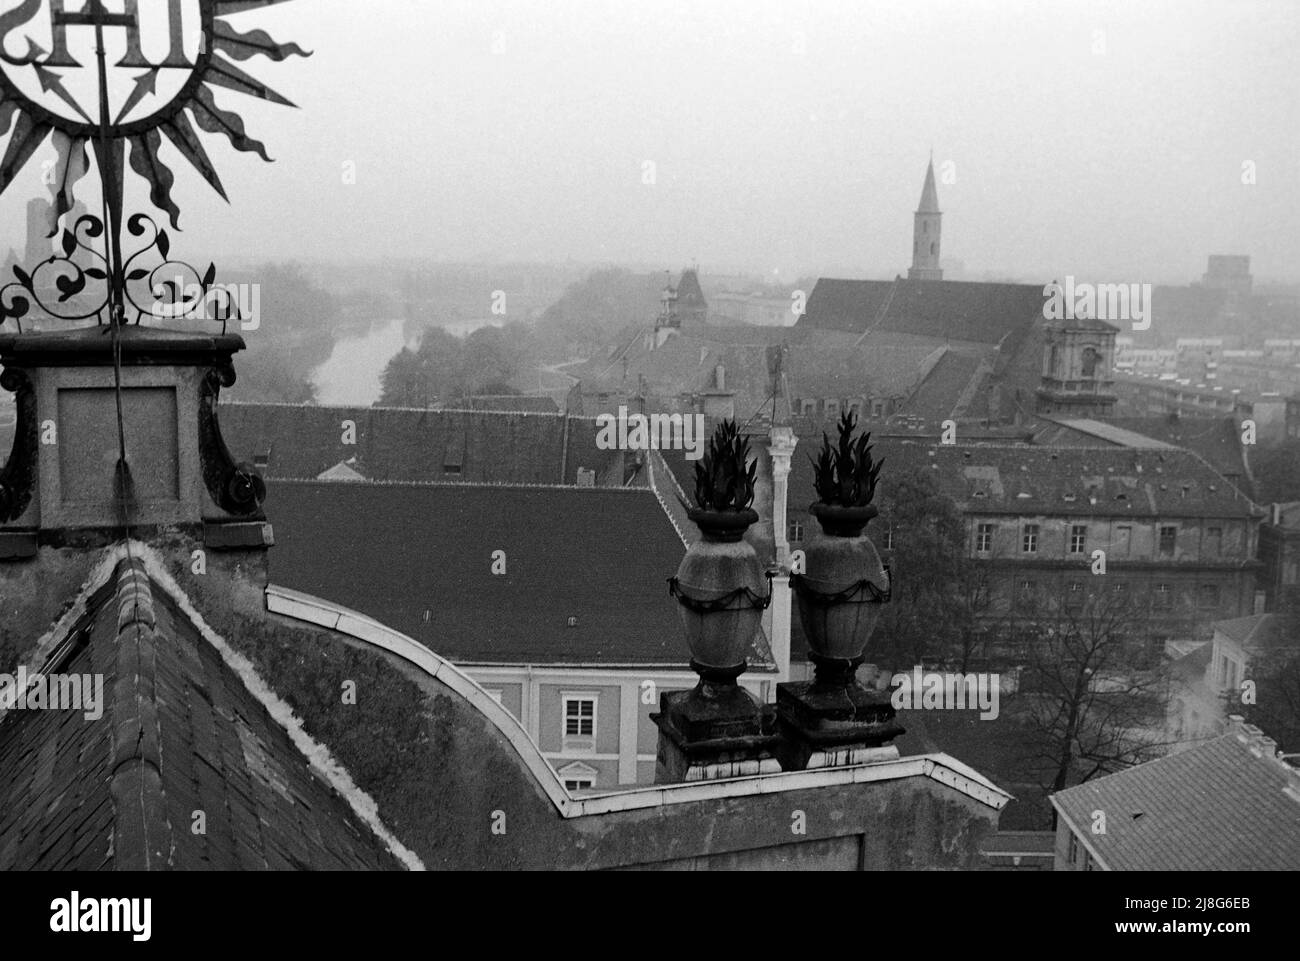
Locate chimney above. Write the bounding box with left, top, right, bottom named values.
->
left=1226, top=715, right=1278, bottom=758
left=0, top=326, right=271, bottom=559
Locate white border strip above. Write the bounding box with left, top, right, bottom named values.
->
left=118, top=545, right=424, bottom=871
left=267, top=584, right=1013, bottom=817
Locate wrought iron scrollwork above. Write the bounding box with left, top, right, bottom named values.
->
left=198, top=363, right=266, bottom=517
left=0, top=368, right=38, bottom=523
left=0, top=213, right=243, bottom=333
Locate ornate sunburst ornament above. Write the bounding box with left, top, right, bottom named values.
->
left=0, top=0, right=307, bottom=329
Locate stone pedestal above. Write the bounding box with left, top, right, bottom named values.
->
left=651, top=663, right=780, bottom=783
left=776, top=653, right=905, bottom=772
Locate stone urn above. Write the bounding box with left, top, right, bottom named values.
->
left=794, top=503, right=891, bottom=669
left=669, top=507, right=770, bottom=673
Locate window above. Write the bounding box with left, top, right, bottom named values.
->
left=1154, top=583, right=1172, bottom=610
left=1198, top=584, right=1220, bottom=610
left=1114, top=525, right=1132, bottom=557
left=976, top=523, right=995, bottom=553
left=1205, top=526, right=1223, bottom=556
left=483, top=688, right=504, bottom=706
left=1222, top=657, right=1240, bottom=693
left=1022, top=524, right=1040, bottom=554
left=1070, top=524, right=1087, bottom=555
left=558, top=761, right=598, bottom=792
left=562, top=694, right=597, bottom=752
left=1159, top=526, right=1177, bottom=557
left=1068, top=832, right=1080, bottom=865
left=1016, top=580, right=1036, bottom=611
left=825, top=399, right=840, bottom=417
left=1066, top=581, right=1084, bottom=608
left=788, top=521, right=804, bottom=543
left=1081, top=347, right=1099, bottom=378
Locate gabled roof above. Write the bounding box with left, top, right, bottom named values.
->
left=1032, top=414, right=1254, bottom=499
left=1050, top=731, right=1300, bottom=870
left=1212, top=613, right=1298, bottom=653
left=317, top=460, right=366, bottom=481
left=219, top=402, right=611, bottom=486
left=1038, top=418, right=1176, bottom=449
left=800, top=278, right=1050, bottom=346
left=264, top=479, right=774, bottom=668
left=788, top=440, right=1261, bottom=518
left=675, top=268, right=706, bottom=309
left=0, top=558, right=406, bottom=871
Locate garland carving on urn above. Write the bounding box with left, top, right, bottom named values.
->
left=0, top=368, right=37, bottom=523
left=198, top=364, right=266, bottom=517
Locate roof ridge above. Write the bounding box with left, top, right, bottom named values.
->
left=220, top=400, right=569, bottom=419
left=269, top=477, right=660, bottom=494
left=106, top=558, right=172, bottom=870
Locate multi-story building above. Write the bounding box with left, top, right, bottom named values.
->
left=0, top=325, right=1009, bottom=871
left=1113, top=370, right=1254, bottom=420
left=787, top=442, right=1264, bottom=653
left=1259, top=502, right=1300, bottom=610
left=217, top=402, right=793, bottom=792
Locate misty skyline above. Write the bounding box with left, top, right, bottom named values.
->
left=2, top=0, right=1298, bottom=284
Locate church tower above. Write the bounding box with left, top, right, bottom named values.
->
left=908, top=156, right=943, bottom=281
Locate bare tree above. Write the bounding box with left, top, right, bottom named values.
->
left=1016, top=584, right=1173, bottom=793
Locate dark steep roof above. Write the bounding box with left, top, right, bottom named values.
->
left=1050, top=731, right=1300, bottom=870
left=800, top=278, right=1051, bottom=346
left=460, top=394, right=560, bottom=413
left=0, top=560, right=403, bottom=871
left=675, top=268, right=707, bottom=310
left=1031, top=415, right=1254, bottom=501
left=219, top=403, right=611, bottom=486
left=264, top=480, right=772, bottom=667
left=788, top=440, right=1261, bottom=519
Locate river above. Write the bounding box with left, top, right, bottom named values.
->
left=310, top=317, right=504, bottom=406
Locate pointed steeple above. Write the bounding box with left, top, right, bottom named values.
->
left=908, top=155, right=943, bottom=281
left=917, top=154, right=940, bottom=214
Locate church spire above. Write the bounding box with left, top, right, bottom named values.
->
left=908, top=155, right=943, bottom=281
left=917, top=154, right=940, bottom=214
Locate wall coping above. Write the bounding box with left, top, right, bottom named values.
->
left=267, top=583, right=1014, bottom=817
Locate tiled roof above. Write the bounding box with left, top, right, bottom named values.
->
left=265, top=480, right=772, bottom=668
left=895, top=349, right=985, bottom=423
left=460, top=394, right=560, bottom=413
left=800, top=278, right=1052, bottom=346
left=1050, top=731, right=1300, bottom=870
left=573, top=325, right=941, bottom=422
left=218, top=402, right=611, bottom=486
left=675, top=269, right=706, bottom=309
left=1212, top=613, right=1297, bottom=653
left=788, top=440, right=1260, bottom=518
left=1042, top=419, right=1176, bottom=449
left=1033, top=415, right=1254, bottom=499
left=0, top=561, right=403, bottom=871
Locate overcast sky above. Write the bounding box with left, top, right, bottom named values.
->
left=2, top=0, right=1297, bottom=284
